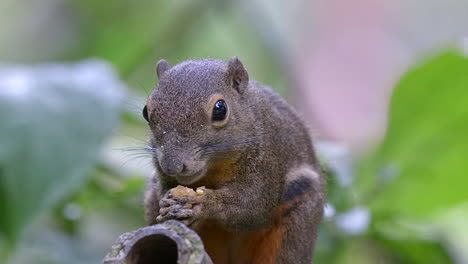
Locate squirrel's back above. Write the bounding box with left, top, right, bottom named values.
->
left=246, top=80, right=318, bottom=168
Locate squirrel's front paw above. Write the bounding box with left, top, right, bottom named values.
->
left=156, top=186, right=207, bottom=226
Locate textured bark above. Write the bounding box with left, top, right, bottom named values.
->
left=103, top=220, right=212, bottom=264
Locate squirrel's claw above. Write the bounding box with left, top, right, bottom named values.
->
left=156, top=190, right=205, bottom=225
left=156, top=205, right=197, bottom=224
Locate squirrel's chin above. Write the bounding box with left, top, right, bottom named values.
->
left=175, top=168, right=206, bottom=185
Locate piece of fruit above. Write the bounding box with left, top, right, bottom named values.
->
left=171, top=185, right=197, bottom=197
left=196, top=186, right=205, bottom=196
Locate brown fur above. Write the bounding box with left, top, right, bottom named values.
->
left=144, top=57, right=325, bottom=263
left=233, top=207, right=286, bottom=264
left=188, top=156, right=240, bottom=189
left=196, top=220, right=232, bottom=263
left=196, top=208, right=285, bottom=264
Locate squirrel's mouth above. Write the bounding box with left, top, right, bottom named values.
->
left=175, top=167, right=207, bottom=185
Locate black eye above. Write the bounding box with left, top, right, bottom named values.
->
left=143, top=105, right=149, bottom=122
left=212, top=100, right=227, bottom=122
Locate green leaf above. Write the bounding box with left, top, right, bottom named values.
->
left=0, top=60, right=124, bottom=246
left=358, top=51, right=468, bottom=217
left=373, top=235, right=452, bottom=264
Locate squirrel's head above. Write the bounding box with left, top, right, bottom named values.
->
left=144, top=57, right=255, bottom=185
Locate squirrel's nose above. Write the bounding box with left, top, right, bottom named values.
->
left=160, top=158, right=185, bottom=176
left=166, top=164, right=185, bottom=176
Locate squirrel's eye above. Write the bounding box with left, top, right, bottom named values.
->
left=212, top=100, right=227, bottom=122
left=143, top=105, right=149, bottom=122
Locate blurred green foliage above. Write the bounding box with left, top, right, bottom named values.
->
left=0, top=61, right=123, bottom=258
left=62, top=0, right=287, bottom=95
left=316, top=51, right=468, bottom=264
left=358, top=51, right=468, bottom=217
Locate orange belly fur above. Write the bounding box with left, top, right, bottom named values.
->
left=195, top=212, right=285, bottom=264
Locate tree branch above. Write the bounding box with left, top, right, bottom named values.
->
left=103, top=220, right=212, bottom=264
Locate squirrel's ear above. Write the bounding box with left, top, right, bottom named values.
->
left=227, top=56, right=249, bottom=93
left=156, top=59, right=170, bottom=79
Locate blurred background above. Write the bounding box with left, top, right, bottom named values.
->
left=1, top=0, right=467, bottom=263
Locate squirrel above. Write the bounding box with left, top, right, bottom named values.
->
left=143, top=57, right=325, bottom=264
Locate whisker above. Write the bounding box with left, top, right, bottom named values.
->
left=122, top=152, right=153, bottom=157
left=117, top=146, right=157, bottom=153
left=201, top=148, right=241, bottom=156
left=124, top=136, right=151, bottom=146
left=117, top=153, right=153, bottom=171
left=118, top=147, right=147, bottom=151
left=195, top=155, right=233, bottom=160
left=196, top=135, right=266, bottom=160
left=200, top=136, right=263, bottom=151
left=202, top=136, right=262, bottom=150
